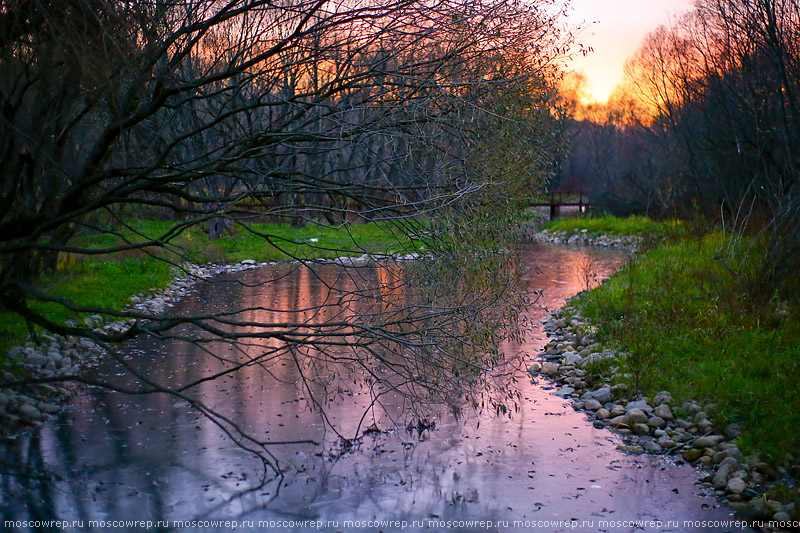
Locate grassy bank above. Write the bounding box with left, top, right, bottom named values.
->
left=571, top=231, right=800, bottom=459
left=1, top=220, right=418, bottom=353
left=541, top=214, right=680, bottom=237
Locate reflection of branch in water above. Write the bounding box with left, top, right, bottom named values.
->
left=3, top=251, right=526, bottom=485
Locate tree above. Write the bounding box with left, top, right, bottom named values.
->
left=0, top=0, right=567, bottom=473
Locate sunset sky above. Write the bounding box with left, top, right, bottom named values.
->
left=564, top=0, right=694, bottom=103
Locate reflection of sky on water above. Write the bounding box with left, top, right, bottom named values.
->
left=1, top=243, right=743, bottom=532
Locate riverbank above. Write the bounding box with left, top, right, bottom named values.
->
left=532, top=308, right=796, bottom=527
left=0, top=220, right=418, bottom=353
left=0, top=220, right=420, bottom=433
left=519, top=214, right=681, bottom=250
left=526, top=218, right=800, bottom=527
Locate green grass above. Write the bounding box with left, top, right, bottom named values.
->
left=1, top=220, right=420, bottom=353
left=572, top=233, right=800, bottom=460
left=542, top=215, right=680, bottom=237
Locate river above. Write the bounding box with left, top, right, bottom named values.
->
left=0, top=243, right=742, bottom=532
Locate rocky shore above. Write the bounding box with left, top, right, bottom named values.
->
left=531, top=227, right=642, bottom=250
left=0, top=253, right=417, bottom=435
left=532, top=306, right=799, bottom=528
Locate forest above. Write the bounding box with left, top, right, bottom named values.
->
left=1, top=0, right=799, bottom=529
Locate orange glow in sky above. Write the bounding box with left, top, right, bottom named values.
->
left=564, top=0, right=694, bottom=103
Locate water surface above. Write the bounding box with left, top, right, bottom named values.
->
left=1, top=243, right=742, bottom=532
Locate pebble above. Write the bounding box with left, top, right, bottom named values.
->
left=625, top=400, right=652, bottom=413
left=653, top=404, right=674, bottom=420
left=713, top=464, right=731, bottom=490
left=694, top=435, right=724, bottom=448
left=541, top=362, right=560, bottom=376
left=554, top=387, right=575, bottom=398
left=583, top=399, right=602, bottom=411
left=643, top=441, right=662, bottom=454
left=627, top=409, right=648, bottom=425
left=726, top=477, right=746, bottom=494
left=684, top=450, right=703, bottom=463
left=582, top=385, right=612, bottom=403
left=538, top=302, right=799, bottom=522
left=595, top=408, right=611, bottom=420
left=653, top=391, right=672, bottom=406
left=18, top=404, right=42, bottom=422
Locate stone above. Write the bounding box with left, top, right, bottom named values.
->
left=527, top=362, right=542, bottom=374
left=594, top=408, right=611, bottom=420
left=627, top=409, right=648, bottom=425
left=713, top=464, right=731, bottom=490
left=554, top=387, right=575, bottom=398
left=653, top=391, right=672, bottom=406
left=632, top=423, right=651, bottom=436
left=643, top=441, right=662, bottom=454
left=625, top=400, right=652, bottom=413
left=694, top=435, right=724, bottom=448
left=725, top=423, right=743, bottom=439
left=653, top=404, right=674, bottom=420
left=562, top=352, right=582, bottom=365
left=772, top=512, right=791, bottom=522
left=648, top=416, right=666, bottom=429
left=25, top=353, right=48, bottom=367
left=580, top=351, right=617, bottom=367
left=241, top=259, right=257, bottom=265
left=541, top=363, right=560, bottom=376
left=610, top=405, right=626, bottom=417
left=616, top=445, right=645, bottom=454
left=583, top=399, right=602, bottom=411
left=658, top=438, right=676, bottom=448
left=581, top=386, right=612, bottom=404
left=683, top=449, right=703, bottom=462
left=18, top=403, right=42, bottom=422
left=697, top=419, right=713, bottom=433
left=683, top=401, right=701, bottom=414
left=734, top=498, right=772, bottom=521
left=719, top=456, right=740, bottom=469
left=726, top=478, right=746, bottom=494
left=609, top=415, right=629, bottom=427
left=38, top=403, right=60, bottom=414
left=765, top=500, right=784, bottom=514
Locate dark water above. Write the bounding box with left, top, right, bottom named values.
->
left=1, top=243, right=744, bottom=532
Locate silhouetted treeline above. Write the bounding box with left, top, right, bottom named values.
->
left=558, top=0, right=799, bottom=293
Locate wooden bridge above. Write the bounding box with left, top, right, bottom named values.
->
left=529, top=191, right=592, bottom=220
